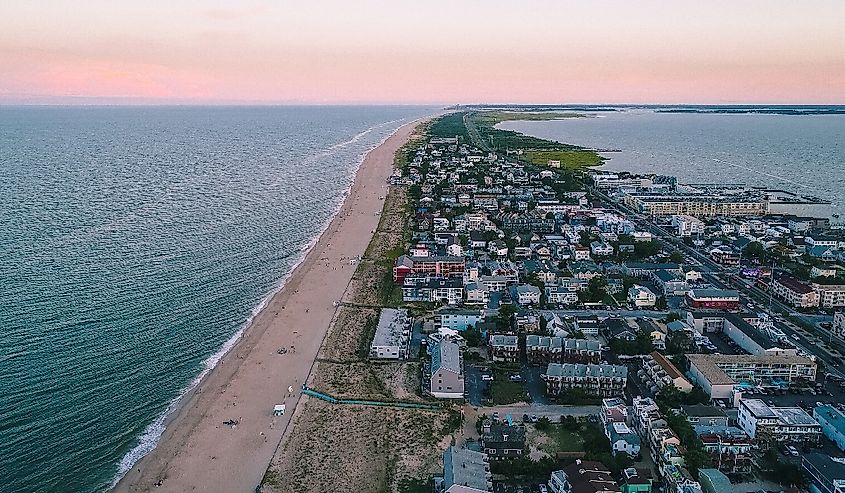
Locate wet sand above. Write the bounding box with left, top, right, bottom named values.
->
left=112, top=117, right=427, bottom=492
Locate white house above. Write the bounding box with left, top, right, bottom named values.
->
left=628, top=285, right=657, bottom=307
left=590, top=241, right=615, bottom=257
left=512, top=284, right=542, bottom=305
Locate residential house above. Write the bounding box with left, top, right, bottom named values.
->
left=436, top=307, right=484, bottom=332
left=606, top=421, right=642, bottom=457
left=489, top=334, right=519, bottom=362
left=642, top=351, right=693, bottom=393
left=628, top=285, right=657, bottom=307
left=430, top=340, right=465, bottom=399
left=511, top=284, right=542, bottom=305
left=481, top=421, right=526, bottom=461
left=620, top=468, right=653, bottom=493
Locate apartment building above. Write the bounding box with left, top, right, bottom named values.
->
left=737, top=398, right=822, bottom=446
left=687, top=354, right=817, bottom=399
left=542, top=363, right=628, bottom=398
left=489, top=334, right=519, bottom=363
left=369, top=308, right=411, bottom=359
left=642, top=351, right=693, bottom=393
left=770, top=275, right=819, bottom=308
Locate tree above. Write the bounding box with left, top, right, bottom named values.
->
left=464, top=325, right=482, bottom=347
left=496, top=304, right=517, bottom=331
left=666, top=330, right=694, bottom=354
left=745, top=241, right=767, bottom=263
left=669, top=250, right=684, bottom=264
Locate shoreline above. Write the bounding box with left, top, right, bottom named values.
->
left=111, top=115, right=431, bottom=492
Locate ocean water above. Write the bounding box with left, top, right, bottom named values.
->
left=500, top=110, right=845, bottom=217
left=0, top=105, right=432, bottom=493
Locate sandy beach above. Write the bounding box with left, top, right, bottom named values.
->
left=112, top=117, right=427, bottom=493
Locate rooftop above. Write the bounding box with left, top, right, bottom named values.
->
left=372, top=308, right=409, bottom=348
left=443, top=446, right=490, bottom=492
left=432, top=340, right=462, bottom=375
left=814, top=405, right=845, bottom=434
left=545, top=363, right=628, bottom=379
left=650, top=351, right=685, bottom=380
left=687, top=353, right=816, bottom=386
left=687, top=289, right=740, bottom=300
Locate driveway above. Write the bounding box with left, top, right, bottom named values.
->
left=464, top=365, right=490, bottom=406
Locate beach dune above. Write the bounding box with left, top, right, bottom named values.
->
left=113, top=118, right=425, bottom=492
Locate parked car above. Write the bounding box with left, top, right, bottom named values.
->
left=481, top=374, right=494, bottom=381
left=539, top=485, right=548, bottom=493
left=509, top=374, right=523, bottom=382
left=523, top=414, right=530, bottom=423
left=786, top=445, right=800, bottom=457
left=530, top=414, right=539, bottom=423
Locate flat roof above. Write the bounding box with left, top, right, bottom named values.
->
left=443, top=446, right=489, bottom=492
left=814, top=405, right=845, bottom=434
left=688, top=289, right=740, bottom=300
left=372, top=308, right=409, bottom=348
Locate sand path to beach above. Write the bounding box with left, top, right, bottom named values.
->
left=113, top=117, right=426, bottom=493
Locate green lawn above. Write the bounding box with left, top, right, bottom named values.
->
left=524, top=150, right=604, bottom=169
left=530, top=425, right=586, bottom=456
left=490, top=380, right=527, bottom=405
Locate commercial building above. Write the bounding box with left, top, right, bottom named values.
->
left=369, top=308, right=411, bottom=359
left=685, top=289, right=740, bottom=311
left=687, top=353, right=817, bottom=399
left=812, top=283, right=845, bottom=309
left=393, top=255, right=465, bottom=284
left=815, top=405, right=845, bottom=452
left=801, top=452, right=845, bottom=493
left=737, top=398, right=821, bottom=445
left=430, top=340, right=465, bottom=399
left=542, top=363, right=628, bottom=397
left=685, top=312, right=795, bottom=356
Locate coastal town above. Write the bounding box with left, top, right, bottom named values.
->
left=262, top=111, right=845, bottom=493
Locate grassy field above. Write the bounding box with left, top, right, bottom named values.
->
left=528, top=425, right=586, bottom=458
left=474, top=111, right=585, bottom=124
left=524, top=150, right=604, bottom=169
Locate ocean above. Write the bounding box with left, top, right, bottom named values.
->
left=499, top=109, right=845, bottom=218
left=0, top=105, right=432, bottom=493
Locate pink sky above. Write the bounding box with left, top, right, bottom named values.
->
left=1, top=0, right=844, bottom=104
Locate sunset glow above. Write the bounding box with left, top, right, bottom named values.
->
left=2, top=0, right=844, bottom=104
